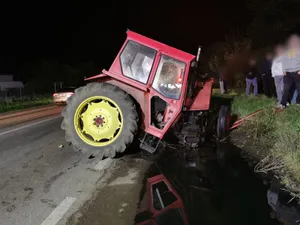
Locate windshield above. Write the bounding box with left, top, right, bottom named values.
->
left=152, top=55, right=186, bottom=99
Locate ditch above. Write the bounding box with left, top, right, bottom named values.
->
left=136, top=140, right=279, bottom=225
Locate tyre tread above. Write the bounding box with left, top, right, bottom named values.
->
left=61, top=82, right=138, bottom=159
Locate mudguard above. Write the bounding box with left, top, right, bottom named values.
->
left=186, top=78, right=213, bottom=111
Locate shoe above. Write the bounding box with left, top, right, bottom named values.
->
left=275, top=104, right=286, bottom=109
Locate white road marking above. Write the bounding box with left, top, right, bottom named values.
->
left=40, top=197, right=76, bottom=225
left=94, top=158, right=113, bottom=171
left=0, top=116, right=61, bottom=137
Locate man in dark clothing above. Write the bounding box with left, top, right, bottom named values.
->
left=245, top=59, right=259, bottom=96
left=280, top=35, right=300, bottom=108
left=260, top=52, right=273, bottom=98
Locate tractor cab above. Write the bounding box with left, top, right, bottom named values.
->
left=85, top=31, right=214, bottom=153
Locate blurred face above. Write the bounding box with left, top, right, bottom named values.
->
left=266, top=53, right=272, bottom=60
left=275, top=45, right=285, bottom=56
left=287, top=35, right=300, bottom=49
left=249, top=59, right=256, bottom=66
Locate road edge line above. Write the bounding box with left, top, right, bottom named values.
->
left=0, top=116, right=61, bottom=137
left=40, top=197, right=76, bottom=225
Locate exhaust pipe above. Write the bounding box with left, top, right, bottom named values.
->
left=196, top=46, right=202, bottom=63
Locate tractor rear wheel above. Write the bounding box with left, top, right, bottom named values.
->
left=61, top=82, right=138, bottom=159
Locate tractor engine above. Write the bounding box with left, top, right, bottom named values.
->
left=175, top=111, right=208, bottom=148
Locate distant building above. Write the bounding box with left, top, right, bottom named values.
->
left=0, top=75, right=24, bottom=100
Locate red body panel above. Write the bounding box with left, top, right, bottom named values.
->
left=135, top=174, right=189, bottom=225
left=187, top=78, right=213, bottom=111
left=148, top=174, right=188, bottom=221
left=85, top=31, right=212, bottom=139
left=109, top=31, right=195, bottom=76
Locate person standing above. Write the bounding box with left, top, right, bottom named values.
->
left=245, top=59, right=259, bottom=96
left=280, top=34, right=300, bottom=108
left=219, top=67, right=228, bottom=94
left=272, top=45, right=285, bottom=105
left=291, top=89, right=298, bottom=104
left=261, top=52, right=273, bottom=98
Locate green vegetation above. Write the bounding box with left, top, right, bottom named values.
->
left=231, top=95, right=300, bottom=196
left=232, top=95, right=276, bottom=116
left=0, top=96, right=53, bottom=113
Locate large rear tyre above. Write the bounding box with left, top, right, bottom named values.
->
left=61, top=82, right=138, bottom=159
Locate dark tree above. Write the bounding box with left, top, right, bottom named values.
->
left=247, top=0, right=300, bottom=46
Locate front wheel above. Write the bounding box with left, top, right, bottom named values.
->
left=217, top=105, right=231, bottom=139
left=61, top=82, right=138, bottom=159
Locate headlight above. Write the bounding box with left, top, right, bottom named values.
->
left=66, top=93, right=74, bottom=98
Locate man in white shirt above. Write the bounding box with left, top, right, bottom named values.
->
left=280, top=35, right=300, bottom=107
left=272, top=45, right=285, bottom=104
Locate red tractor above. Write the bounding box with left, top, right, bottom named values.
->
left=61, top=31, right=230, bottom=159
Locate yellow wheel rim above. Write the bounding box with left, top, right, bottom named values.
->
left=74, top=96, right=123, bottom=147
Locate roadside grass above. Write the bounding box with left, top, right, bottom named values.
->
left=212, top=88, right=239, bottom=97
left=231, top=95, right=276, bottom=116
left=231, top=95, right=300, bottom=195
left=0, top=96, right=53, bottom=113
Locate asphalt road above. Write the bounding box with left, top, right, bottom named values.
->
left=0, top=115, right=149, bottom=225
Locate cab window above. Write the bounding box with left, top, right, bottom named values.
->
left=152, top=55, right=186, bottom=99
left=152, top=181, right=177, bottom=210
left=120, top=41, right=156, bottom=84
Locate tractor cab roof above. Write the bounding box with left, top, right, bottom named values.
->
left=126, top=30, right=195, bottom=63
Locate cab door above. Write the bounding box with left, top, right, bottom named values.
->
left=145, top=54, right=189, bottom=139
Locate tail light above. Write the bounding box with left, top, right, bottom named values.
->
left=177, top=69, right=183, bottom=83
left=177, top=75, right=183, bottom=83
left=53, top=93, right=58, bottom=97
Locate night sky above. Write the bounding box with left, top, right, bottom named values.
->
left=0, top=3, right=250, bottom=75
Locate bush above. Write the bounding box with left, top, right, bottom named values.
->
left=0, top=95, right=52, bottom=113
